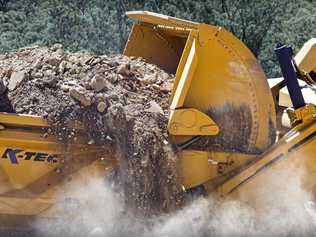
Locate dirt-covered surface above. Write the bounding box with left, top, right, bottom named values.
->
left=0, top=44, right=184, bottom=215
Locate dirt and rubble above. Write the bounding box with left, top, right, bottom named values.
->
left=0, top=44, right=184, bottom=215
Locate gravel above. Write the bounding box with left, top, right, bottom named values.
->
left=0, top=44, right=185, bottom=216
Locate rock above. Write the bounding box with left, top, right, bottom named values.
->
left=90, top=58, right=102, bottom=66
left=90, top=74, right=107, bottom=92
left=44, top=70, right=54, bottom=77
left=59, top=61, right=67, bottom=73
left=87, top=139, right=95, bottom=145
left=33, top=59, right=42, bottom=70
left=145, top=100, right=164, bottom=114
left=141, top=73, right=157, bottom=85
left=18, top=45, right=39, bottom=52
left=46, top=56, right=62, bottom=67
left=97, top=101, right=107, bottom=113
left=33, top=72, right=44, bottom=78
left=61, top=85, right=70, bottom=92
left=55, top=48, right=64, bottom=56
left=51, top=43, right=63, bottom=51
left=117, top=63, right=130, bottom=76
left=2, top=77, right=8, bottom=87
left=83, top=82, right=92, bottom=90
left=117, top=74, right=124, bottom=80
left=69, top=67, right=78, bottom=75
left=152, top=84, right=161, bottom=90
left=3, top=68, right=13, bottom=78
left=0, top=79, right=7, bottom=95
left=69, top=87, right=92, bottom=107
left=106, top=135, right=113, bottom=141
left=65, top=80, right=76, bottom=86
left=107, top=73, right=118, bottom=83
left=43, top=76, right=58, bottom=88
left=160, top=82, right=173, bottom=92
left=161, top=72, right=170, bottom=80
left=83, top=56, right=94, bottom=65
left=42, top=64, right=52, bottom=71
left=8, top=71, right=27, bottom=91
left=15, top=107, right=24, bottom=113
left=95, top=93, right=104, bottom=100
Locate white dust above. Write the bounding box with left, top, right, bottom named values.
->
left=34, top=156, right=316, bottom=237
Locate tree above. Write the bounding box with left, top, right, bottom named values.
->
left=0, top=0, right=314, bottom=77
left=0, top=0, right=11, bottom=11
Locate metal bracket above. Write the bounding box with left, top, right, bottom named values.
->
left=168, top=108, right=219, bottom=135
left=295, top=103, right=316, bottom=124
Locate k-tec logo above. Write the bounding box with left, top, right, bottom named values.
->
left=1, top=148, right=59, bottom=165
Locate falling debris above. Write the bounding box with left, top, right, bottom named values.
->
left=145, top=100, right=164, bottom=114
left=0, top=45, right=184, bottom=216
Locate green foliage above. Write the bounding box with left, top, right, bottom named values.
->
left=0, top=0, right=315, bottom=77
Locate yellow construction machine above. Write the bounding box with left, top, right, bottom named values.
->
left=0, top=11, right=316, bottom=227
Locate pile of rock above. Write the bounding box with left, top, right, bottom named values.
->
left=0, top=44, right=184, bottom=215
left=0, top=44, right=173, bottom=116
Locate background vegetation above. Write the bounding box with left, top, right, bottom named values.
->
left=0, top=0, right=315, bottom=76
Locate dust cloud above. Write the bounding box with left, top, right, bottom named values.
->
left=33, top=163, right=316, bottom=237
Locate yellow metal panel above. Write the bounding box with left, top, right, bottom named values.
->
left=126, top=11, right=198, bottom=29
left=0, top=112, right=82, bottom=129
left=125, top=14, right=276, bottom=151
left=224, top=124, right=316, bottom=211
left=0, top=197, right=54, bottom=215
left=180, top=150, right=215, bottom=188
left=0, top=112, right=116, bottom=218
left=218, top=119, right=316, bottom=196
left=170, top=31, right=196, bottom=101
left=0, top=113, right=48, bottom=127
left=0, top=152, right=59, bottom=189
left=124, top=23, right=186, bottom=73
left=181, top=24, right=276, bottom=151
left=0, top=159, right=114, bottom=216
left=295, top=38, right=316, bottom=73
left=170, top=39, right=197, bottom=109
left=181, top=150, right=255, bottom=189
